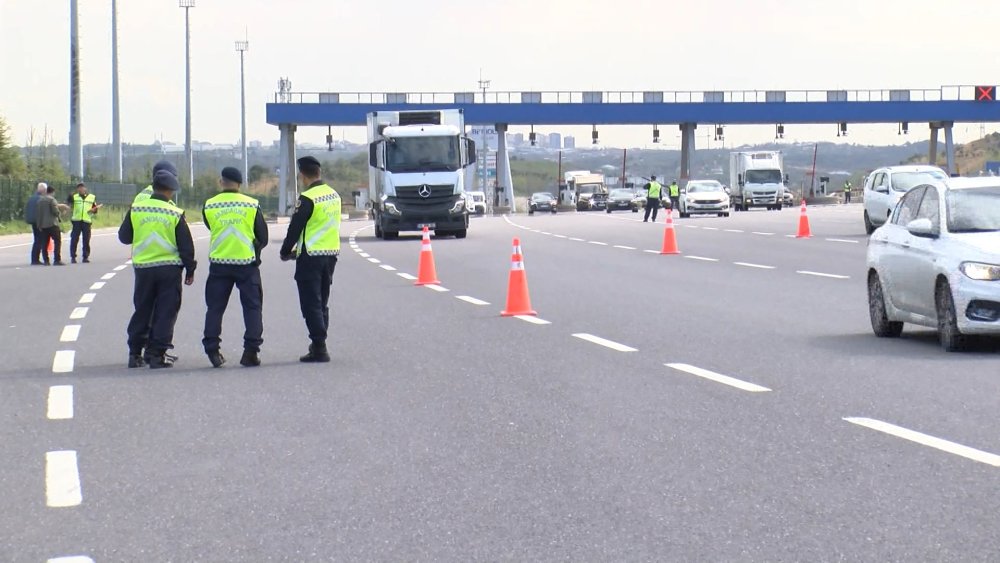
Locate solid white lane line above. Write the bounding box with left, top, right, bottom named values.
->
left=684, top=255, right=719, bottom=262
left=113, top=264, right=127, bottom=271
left=643, top=249, right=660, bottom=254
left=48, top=557, right=95, bottom=563
left=515, top=315, right=551, bottom=325
left=844, top=417, right=1000, bottom=467
left=379, top=264, right=396, bottom=271
left=60, top=325, right=81, bottom=343
left=572, top=333, right=637, bottom=352
left=359, top=253, right=370, bottom=258
left=752, top=231, right=775, bottom=236
left=734, top=262, right=776, bottom=270
left=45, top=450, right=82, bottom=507
left=397, top=273, right=417, bottom=280
left=702, top=227, right=720, bottom=231
left=69, top=307, right=88, bottom=320
left=78, top=293, right=96, bottom=304
left=100, top=273, right=115, bottom=280
left=613, top=245, right=636, bottom=250
left=666, top=363, right=772, bottom=393
left=367, top=258, right=381, bottom=264
left=724, top=229, right=744, bottom=233
left=52, top=351, right=75, bottom=373
left=587, top=241, right=608, bottom=246
left=47, top=386, right=74, bottom=420
left=797, top=270, right=850, bottom=279
left=553, top=234, right=567, bottom=239
left=456, top=296, right=490, bottom=306
left=568, top=237, right=585, bottom=242
left=88, top=282, right=105, bottom=290
left=425, top=285, right=450, bottom=292
left=826, top=238, right=860, bottom=244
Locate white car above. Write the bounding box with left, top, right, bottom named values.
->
left=866, top=177, right=1000, bottom=351
left=862, top=165, right=947, bottom=234
left=679, top=180, right=731, bottom=218
left=465, top=191, right=486, bottom=215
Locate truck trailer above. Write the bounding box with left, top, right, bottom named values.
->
left=729, top=151, right=789, bottom=211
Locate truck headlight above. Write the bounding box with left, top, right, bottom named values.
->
left=960, top=262, right=1000, bottom=281
left=384, top=202, right=401, bottom=216
left=450, top=199, right=466, bottom=214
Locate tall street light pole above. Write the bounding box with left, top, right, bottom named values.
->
left=236, top=38, right=249, bottom=187
left=180, top=0, right=196, bottom=199
left=111, top=0, right=122, bottom=181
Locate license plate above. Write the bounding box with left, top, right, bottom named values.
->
left=417, top=223, right=436, bottom=229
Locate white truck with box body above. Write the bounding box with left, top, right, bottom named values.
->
left=565, top=171, right=608, bottom=211
left=729, top=151, right=789, bottom=211
left=367, top=109, right=477, bottom=239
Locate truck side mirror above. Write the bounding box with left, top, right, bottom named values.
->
left=784, top=174, right=790, bottom=183
left=465, top=138, right=477, bottom=165
left=737, top=174, right=744, bottom=186
left=369, top=142, right=378, bottom=168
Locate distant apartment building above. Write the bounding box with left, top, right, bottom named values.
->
left=548, top=133, right=562, bottom=150
left=564, top=136, right=576, bottom=149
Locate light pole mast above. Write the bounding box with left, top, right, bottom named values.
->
left=477, top=70, right=491, bottom=195
left=236, top=37, right=249, bottom=187
left=111, top=0, right=122, bottom=181
left=69, top=0, right=83, bottom=180
left=180, top=0, right=196, bottom=197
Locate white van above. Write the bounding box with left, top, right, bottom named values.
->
left=863, top=165, right=948, bottom=234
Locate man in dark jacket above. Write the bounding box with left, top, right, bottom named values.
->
left=24, top=183, right=46, bottom=265
left=36, top=185, right=66, bottom=266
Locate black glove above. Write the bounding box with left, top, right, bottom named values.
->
left=280, top=252, right=295, bottom=262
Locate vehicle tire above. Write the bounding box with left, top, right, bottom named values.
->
left=723, top=212, right=730, bottom=217
left=679, top=212, right=689, bottom=219
left=374, top=221, right=383, bottom=239
left=551, top=209, right=556, bottom=214
left=864, top=211, right=875, bottom=235
left=455, top=229, right=467, bottom=239
left=383, top=230, right=398, bottom=240
left=717, top=213, right=725, bottom=217
left=936, top=280, right=968, bottom=352
left=868, top=271, right=903, bottom=338
left=632, top=207, right=638, bottom=213
left=776, top=204, right=783, bottom=211
left=528, top=209, right=534, bottom=215
left=606, top=208, right=612, bottom=214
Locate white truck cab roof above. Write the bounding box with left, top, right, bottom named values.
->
left=382, top=124, right=460, bottom=138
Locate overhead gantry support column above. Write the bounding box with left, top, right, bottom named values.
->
left=943, top=121, right=956, bottom=176
left=679, top=123, right=697, bottom=185
left=496, top=123, right=514, bottom=212
left=278, top=124, right=297, bottom=217
left=929, top=122, right=940, bottom=168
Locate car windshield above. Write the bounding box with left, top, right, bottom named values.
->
left=686, top=183, right=722, bottom=193
left=577, top=183, right=606, bottom=195
left=744, top=170, right=782, bottom=184
left=386, top=136, right=460, bottom=173
left=532, top=193, right=553, bottom=201
left=892, top=171, right=947, bottom=192
left=610, top=189, right=633, bottom=198
left=946, top=186, right=1000, bottom=232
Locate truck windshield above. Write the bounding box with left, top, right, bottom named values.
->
left=577, top=183, right=606, bottom=195
left=386, top=136, right=460, bottom=173
left=744, top=170, right=782, bottom=184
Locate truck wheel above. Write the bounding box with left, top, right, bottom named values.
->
left=776, top=204, right=783, bottom=211
left=455, top=229, right=467, bottom=239
left=551, top=209, right=556, bottom=214
left=864, top=211, right=875, bottom=235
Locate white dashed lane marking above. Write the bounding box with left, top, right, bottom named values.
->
left=359, top=253, right=370, bottom=258
left=52, top=351, right=75, bottom=373
left=47, top=386, right=74, bottom=420
left=568, top=237, right=585, bottom=242
left=572, top=333, right=637, bottom=352
left=456, top=296, right=490, bottom=306
left=78, top=293, right=96, bottom=304
left=613, top=245, right=636, bottom=250
left=69, top=307, right=88, bottom=320
left=113, top=264, right=128, bottom=271
left=515, top=315, right=551, bottom=325
left=797, top=270, right=850, bottom=280
left=379, top=265, right=396, bottom=271
left=425, top=285, right=450, bottom=293
left=724, top=229, right=744, bottom=233
left=701, top=227, right=719, bottom=231
left=734, top=262, right=776, bottom=270
left=643, top=250, right=660, bottom=254
left=397, top=273, right=417, bottom=281
left=367, top=258, right=381, bottom=264
left=684, top=256, right=719, bottom=262
left=88, top=282, right=105, bottom=290
left=666, top=363, right=772, bottom=393
left=826, top=238, right=860, bottom=244
left=844, top=417, right=1000, bottom=467
left=48, top=557, right=95, bottom=563
left=45, top=450, right=82, bottom=507
left=100, top=273, right=115, bottom=280
left=60, top=325, right=81, bottom=343
left=752, top=232, right=775, bottom=236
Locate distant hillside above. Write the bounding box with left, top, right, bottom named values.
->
left=903, top=132, right=1000, bottom=174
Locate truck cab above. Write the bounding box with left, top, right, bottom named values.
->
left=568, top=173, right=608, bottom=211
left=730, top=151, right=789, bottom=212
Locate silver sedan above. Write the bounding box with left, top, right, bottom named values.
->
left=866, top=177, right=1000, bottom=351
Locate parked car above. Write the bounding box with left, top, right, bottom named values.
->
left=465, top=190, right=486, bottom=215
left=862, top=165, right=948, bottom=234
left=782, top=188, right=795, bottom=207
left=866, top=177, right=1000, bottom=351
left=678, top=180, right=731, bottom=218
left=606, top=189, right=638, bottom=213
left=630, top=188, right=670, bottom=211
left=528, top=192, right=557, bottom=215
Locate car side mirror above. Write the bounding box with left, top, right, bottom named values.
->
left=906, top=218, right=937, bottom=238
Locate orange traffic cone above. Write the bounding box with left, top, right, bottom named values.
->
left=796, top=199, right=812, bottom=238
left=47, top=237, right=54, bottom=254
left=659, top=209, right=680, bottom=255
left=414, top=226, right=440, bottom=285
left=501, top=237, right=537, bottom=317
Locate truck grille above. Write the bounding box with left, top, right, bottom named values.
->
left=395, top=185, right=455, bottom=206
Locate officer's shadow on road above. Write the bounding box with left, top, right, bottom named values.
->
left=809, top=331, right=1000, bottom=358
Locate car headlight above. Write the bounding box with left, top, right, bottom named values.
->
left=384, top=202, right=401, bottom=216
left=960, top=262, right=1000, bottom=281
left=450, top=199, right=465, bottom=213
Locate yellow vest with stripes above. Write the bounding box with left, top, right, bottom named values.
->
left=300, top=184, right=341, bottom=256
left=130, top=199, right=183, bottom=268
left=204, top=191, right=259, bottom=265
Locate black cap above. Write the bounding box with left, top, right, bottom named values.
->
left=220, top=166, right=243, bottom=184
left=297, top=155, right=321, bottom=170
left=650, top=175, right=657, bottom=180
left=153, top=170, right=180, bottom=192
left=153, top=160, right=178, bottom=177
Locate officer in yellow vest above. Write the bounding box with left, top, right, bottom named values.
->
left=133, top=160, right=178, bottom=206
left=118, top=170, right=197, bottom=369
left=66, top=182, right=101, bottom=263
left=280, top=155, right=341, bottom=363
left=843, top=180, right=853, bottom=204
left=201, top=167, right=269, bottom=368
left=669, top=179, right=681, bottom=211
left=642, top=175, right=662, bottom=222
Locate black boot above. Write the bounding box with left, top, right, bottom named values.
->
left=147, top=352, right=175, bottom=369
left=127, top=354, right=145, bottom=368
left=207, top=350, right=226, bottom=368
left=299, top=343, right=330, bottom=363
left=240, top=350, right=261, bottom=367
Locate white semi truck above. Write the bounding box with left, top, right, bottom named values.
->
left=367, top=109, right=477, bottom=239
left=729, top=151, right=789, bottom=211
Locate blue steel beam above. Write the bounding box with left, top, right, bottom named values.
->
left=266, top=101, right=1000, bottom=127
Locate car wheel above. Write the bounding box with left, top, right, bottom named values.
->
left=936, top=280, right=968, bottom=352
left=383, top=230, right=398, bottom=240
left=723, top=212, right=730, bottom=217
left=606, top=208, right=612, bottom=213
left=868, top=271, right=903, bottom=338
left=864, top=211, right=875, bottom=235
left=551, top=209, right=556, bottom=214
left=374, top=221, right=383, bottom=239
left=717, top=213, right=725, bottom=217
left=776, top=204, right=782, bottom=211
left=679, top=212, right=689, bottom=219
left=632, top=207, right=638, bottom=213
left=455, top=229, right=467, bottom=239
left=528, top=209, right=534, bottom=215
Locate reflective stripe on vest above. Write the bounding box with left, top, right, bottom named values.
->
left=669, top=183, right=680, bottom=197
left=204, top=192, right=259, bottom=265
left=647, top=182, right=661, bottom=199
left=130, top=200, right=183, bottom=268
left=72, top=193, right=96, bottom=223
left=133, top=185, right=153, bottom=205
left=300, top=184, right=341, bottom=256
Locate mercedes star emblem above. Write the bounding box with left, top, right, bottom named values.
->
left=418, top=185, right=431, bottom=198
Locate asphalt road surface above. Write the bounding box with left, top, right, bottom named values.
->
left=2, top=203, right=998, bottom=562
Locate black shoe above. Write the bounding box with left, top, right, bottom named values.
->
left=30, top=261, right=42, bottom=266
left=299, top=343, right=330, bottom=363
left=53, top=261, right=65, bottom=266
left=240, top=350, right=261, bottom=367
left=207, top=350, right=226, bottom=368
left=127, top=354, right=145, bottom=368
left=71, top=257, right=77, bottom=264
left=82, top=257, right=90, bottom=263
left=148, top=354, right=174, bottom=369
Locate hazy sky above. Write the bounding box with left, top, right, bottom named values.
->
left=2, top=0, right=998, bottom=150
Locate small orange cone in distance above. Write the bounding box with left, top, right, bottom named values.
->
left=414, top=226, right=440, bottom=285
left=47, top=237, right=54, bottom=254
left=796, top=199, right=812, bottom=238
left=501, top=237, right=537, bottom=317
left=659, top=209, right=680, bottom=255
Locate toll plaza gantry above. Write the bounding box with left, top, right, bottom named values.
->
left=265, top=85, right=999, bottom=215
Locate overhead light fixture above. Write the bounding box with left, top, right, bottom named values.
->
left=652, top=125, right=660, bottom=143
left=714, top=125, right=724, bottom=141
left=529, top=125, right=536, bottom=146
left=838, top=122, right=848, bottom=137
left=326, top=126, right=334, bottom=151
left=592, top=125, right=599, bottom=145
left=776, top=124, right=785, bottom=139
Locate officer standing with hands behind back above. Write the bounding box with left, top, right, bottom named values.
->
left=201, top=167, right=269, bottom=368
left=280, top=156, right=341, bottom=363
left=119, top=170, right=197, bottom=369
left=67, top=182, right=101, bottom=263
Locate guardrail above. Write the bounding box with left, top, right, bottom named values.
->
left=272, top=85, right=989, bottom=105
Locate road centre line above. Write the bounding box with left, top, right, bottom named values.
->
left=456, top=296, right=490, bottom=306
left=684, top=225, right=699, bottom=228
left=587, top=241, right=608, bottom=246
left=844, top=417, right=1000, bottom=467
left=572, top=333, right=637, bottom=352
left=568, top=237, right=585, bottom=242
left=425, top=285, right=450, bottom=293
left=379, top=264, right=396, bottom=271
left=52, top=351, right=75, bottom=373
left=88, top=282, right=105, bottom=290
left=752, top=232, right=775, bottom=236
left=69, top=307, right=88, bottom=320
left=724, top=229, right=745, bottom=233
left=666, top=363, right=771, bottom=393
left=47, top=386, right=74, bottom=420
left=367, top=258, right=381, bottom=264
left=515, top=315, right=551, bottom=325
left=45, top=450, right=82, bottom=507
left=47, top=557, right=95, bottom=563
left=826, top=238, right=860, bottom=244
left=734, top=262, right=776, bottom=269
left=113, top=264, right=127, bottom=271
left=613, top=245, right=636, bottom=250
left=553, top=234, right=567, bottom=239
left=684, top=255, right=719, bottom=262
left=797, top=270, right=850, bottom=279
left=60, top=325, right=81, bottom=343
left=397, top=273, right=417, bottom=280
left=359, top=253, right=370, bottom=258
left=100, top=273, right=115, bottom=280
left=540, top=231, right=552, bottom=235
left=701, top=227, right=720, bottom=231
left=78, top=293, right=95, bottom=304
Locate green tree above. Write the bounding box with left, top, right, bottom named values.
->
left=248, top=164, right=270, bottom=186
left=0, top=115, right=27, bottom=178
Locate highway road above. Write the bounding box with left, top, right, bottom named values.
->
left=2, top=203, right=998, bottom=562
